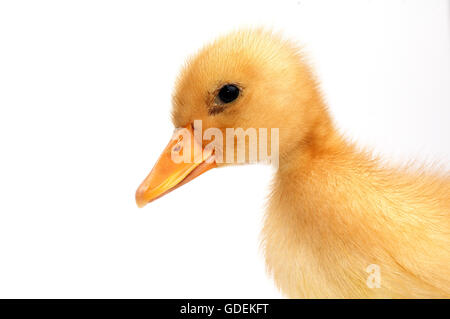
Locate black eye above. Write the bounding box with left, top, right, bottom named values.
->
left=217, top=84, right=240, bottom=104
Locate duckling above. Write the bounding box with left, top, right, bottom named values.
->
left=136, top=29, right=450, bottom=298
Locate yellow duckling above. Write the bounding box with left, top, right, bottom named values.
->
left=136, top=29, right=450, bottom=298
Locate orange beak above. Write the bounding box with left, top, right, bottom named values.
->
left=135, top=124, right=216, bottom=208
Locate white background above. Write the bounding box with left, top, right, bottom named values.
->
left=0, top=0, right=449, bottom=298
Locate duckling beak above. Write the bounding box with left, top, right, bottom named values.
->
left=135, top=124, right=216, bottom=208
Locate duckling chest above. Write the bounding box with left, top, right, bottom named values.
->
left=262, top=209, right=326, bottom=298
left=262, top=199, right=370, bottom=298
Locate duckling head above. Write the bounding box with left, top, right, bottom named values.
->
left=136, top=29, right=330, bottom=207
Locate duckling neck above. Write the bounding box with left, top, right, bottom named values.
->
left=265, top=123, right=380, bottom=297
left=278, top=112, right=348, bottom=173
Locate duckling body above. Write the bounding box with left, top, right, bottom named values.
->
left=264, top=128, right=450, bottom=298
left=136, top=29, right=450, bottom=298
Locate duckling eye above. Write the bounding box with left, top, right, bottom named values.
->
left=217, top=84, right=239, bottom=104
